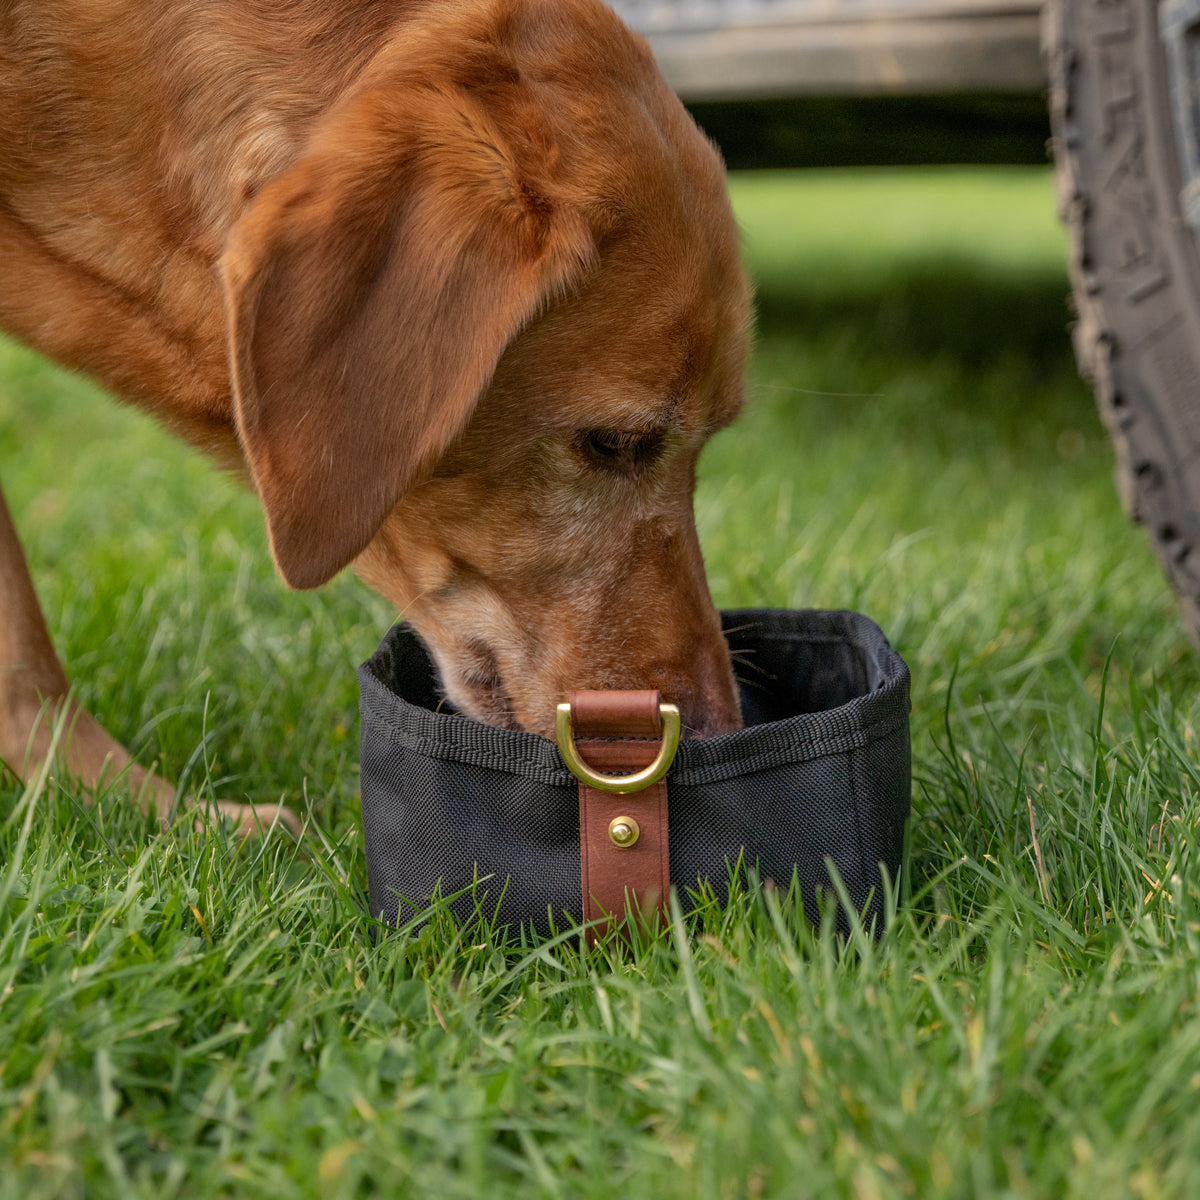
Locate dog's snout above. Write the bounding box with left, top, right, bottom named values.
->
left=648, top=657, right=742, bottom=741
left=682, top=699, right=742, bottom=740
left=667, top=684, right=742, bottom=740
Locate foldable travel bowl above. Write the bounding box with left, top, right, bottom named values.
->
left=358, top=608, right=911, bottom=939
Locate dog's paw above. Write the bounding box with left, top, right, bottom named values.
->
left=195, top=799, right=305, bottom=839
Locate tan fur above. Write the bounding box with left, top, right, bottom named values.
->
left=0, top=0, right=751, bottom=824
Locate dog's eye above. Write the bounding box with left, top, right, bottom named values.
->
left=575, top=428, right=665, bottom=477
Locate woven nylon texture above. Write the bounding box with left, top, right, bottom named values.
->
left=358, top=609, right=911, bottom=937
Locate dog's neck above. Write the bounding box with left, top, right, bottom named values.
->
left=0, top=1, right=410, bottom=462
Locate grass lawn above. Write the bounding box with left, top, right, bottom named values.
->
left=4, top=165, right=1200, bottom=1197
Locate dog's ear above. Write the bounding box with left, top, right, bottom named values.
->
left=220, top=78, right=595, bottom=589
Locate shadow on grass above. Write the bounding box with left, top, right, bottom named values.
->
left=743, top=257, right=1100, bottom=466
left=754, top=258, right=1078, bottom=378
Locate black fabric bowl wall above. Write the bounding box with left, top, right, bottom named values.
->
left=358, top=609, right=911, bottom=937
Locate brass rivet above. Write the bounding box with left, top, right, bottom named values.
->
left=609, top=815, right=640, bottom=848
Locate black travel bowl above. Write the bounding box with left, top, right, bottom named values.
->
left=358, top=608, right=911, bottom=938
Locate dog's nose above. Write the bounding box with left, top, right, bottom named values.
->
left=677, top=696, right=741, bottom=739
left=684, top=704, right=741, bottom=739
left=656, top=669, right=742, bottom=740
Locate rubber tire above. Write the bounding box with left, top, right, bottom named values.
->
left=1047, top=0, right=1200, bottom=644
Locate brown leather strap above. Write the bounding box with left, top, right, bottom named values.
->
left=570, top=689, right=663, bottom=738
left=571, top=690, right=670, bottom=944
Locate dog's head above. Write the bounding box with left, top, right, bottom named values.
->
left=220, top=0, right=750, bottom=739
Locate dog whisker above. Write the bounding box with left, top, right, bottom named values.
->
left=733, top=673, right=773, bottom=695
left=720, top=621, right=764, bottom=637
left=749, top=381, right=884, bottom=400
left=730, top=653, right=774, bottom=681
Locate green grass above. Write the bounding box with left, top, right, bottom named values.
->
left=4, top=165, right=1200, bottom=1197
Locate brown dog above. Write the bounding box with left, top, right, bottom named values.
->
left=0, top=0, right=750, bottom=828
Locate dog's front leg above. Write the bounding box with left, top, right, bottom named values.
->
left=0, top=480, right=181, bottom=816
left=0, top=484, right=299, bottom=836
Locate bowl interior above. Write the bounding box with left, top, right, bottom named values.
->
left=368, top=608, right=901, bottom=732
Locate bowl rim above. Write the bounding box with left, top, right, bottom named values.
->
left=359, top=607, right=911, bottom=787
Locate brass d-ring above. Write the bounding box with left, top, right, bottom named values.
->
left=555, top=701, right=681, bottom=794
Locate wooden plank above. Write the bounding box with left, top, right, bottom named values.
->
left=610, top=0, right=1042, bottom=32
left=636, top=13, right=1046, bottom=98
